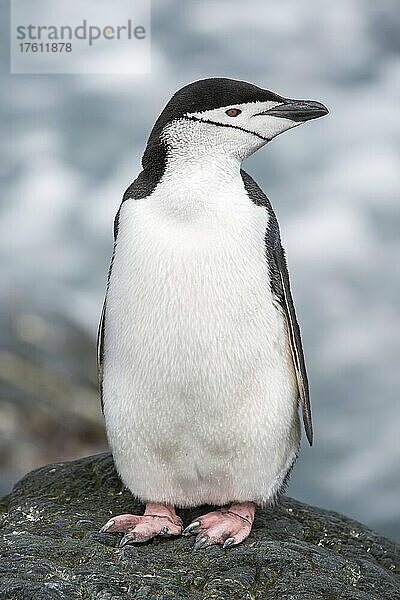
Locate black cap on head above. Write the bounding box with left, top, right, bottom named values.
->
left=165, top=78, right=284, bottom=116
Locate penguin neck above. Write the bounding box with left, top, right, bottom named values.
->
left=165, top=148, right=241, bottom=186
left=152, top=149, right=243, bottom=219
left=140, top=119, right=253, bottom=203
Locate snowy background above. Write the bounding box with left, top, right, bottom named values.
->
left=1, top=0, right=399, bottom=541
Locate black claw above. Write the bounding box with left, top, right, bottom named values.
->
left=160, top=526, right=168, bottom=536
left=222, top=537, right=235, bottom=549
left=119, top=532, right=136, bottom=548
left=99, top=519, right=114, bottom=533
left=182, top=520, right=201, bottom=536
left=192, top=534, right=209, bottom=553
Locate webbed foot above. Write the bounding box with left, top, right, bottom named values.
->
left=182, top=502, right=255, bottom=551
left=99, top=502, right=183, bottom=546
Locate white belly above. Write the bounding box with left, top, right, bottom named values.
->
left=102, top=183, right=300, bottom=507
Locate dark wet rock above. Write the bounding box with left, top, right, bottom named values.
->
left=0, top=301, right=106, bottom=495
left=0, top=453, right=399, bottom=599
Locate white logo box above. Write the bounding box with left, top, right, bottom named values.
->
left=10, top=0, right=151, bottom=74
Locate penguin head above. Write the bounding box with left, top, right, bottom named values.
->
left=143, top=78, right=328, bottom=171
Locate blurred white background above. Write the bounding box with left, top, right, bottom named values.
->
left=1, top=0, right=399, bottom=541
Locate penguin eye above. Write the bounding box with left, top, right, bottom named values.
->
left=226, top=108, right=241, bottom=117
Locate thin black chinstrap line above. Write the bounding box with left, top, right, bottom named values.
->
left=183, top=115, right=269, bottom=142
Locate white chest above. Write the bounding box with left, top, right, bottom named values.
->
left=102, top=168, right=299, bottom=506
left=106, top=171, right=284, bottom=392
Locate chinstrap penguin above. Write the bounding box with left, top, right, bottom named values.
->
left=98, top=78, right=328, bottom=550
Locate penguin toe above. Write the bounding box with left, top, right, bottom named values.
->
left=183, top=510, right=225, bottom=537
left=99, top=514, right=140, bottom=533
left=119, top=531, right=137, bottom=547
left=182, top=520, right=201, bottom=535
left=192, top=534, right=210, bottom=552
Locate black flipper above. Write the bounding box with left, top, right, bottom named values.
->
left=96, top=301, right=105, bottom=410
left=241, top=169, right=313, bottom=446
left=274, top=245, right=313, bottom=445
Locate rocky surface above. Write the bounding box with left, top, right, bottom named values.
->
left=0, top=453, right=399, bottom=600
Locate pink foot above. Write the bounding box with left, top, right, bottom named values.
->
left=182, top=502, right=255, bottom=551
left=99, top=502, right=183, bottom=547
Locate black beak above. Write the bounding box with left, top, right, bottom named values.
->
left=257, top=99, right=329, bottom=122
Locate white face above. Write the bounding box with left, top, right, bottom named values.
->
left=161, top=100, right=302, bottom=162
left=189, top=100, right=301, bottom=142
